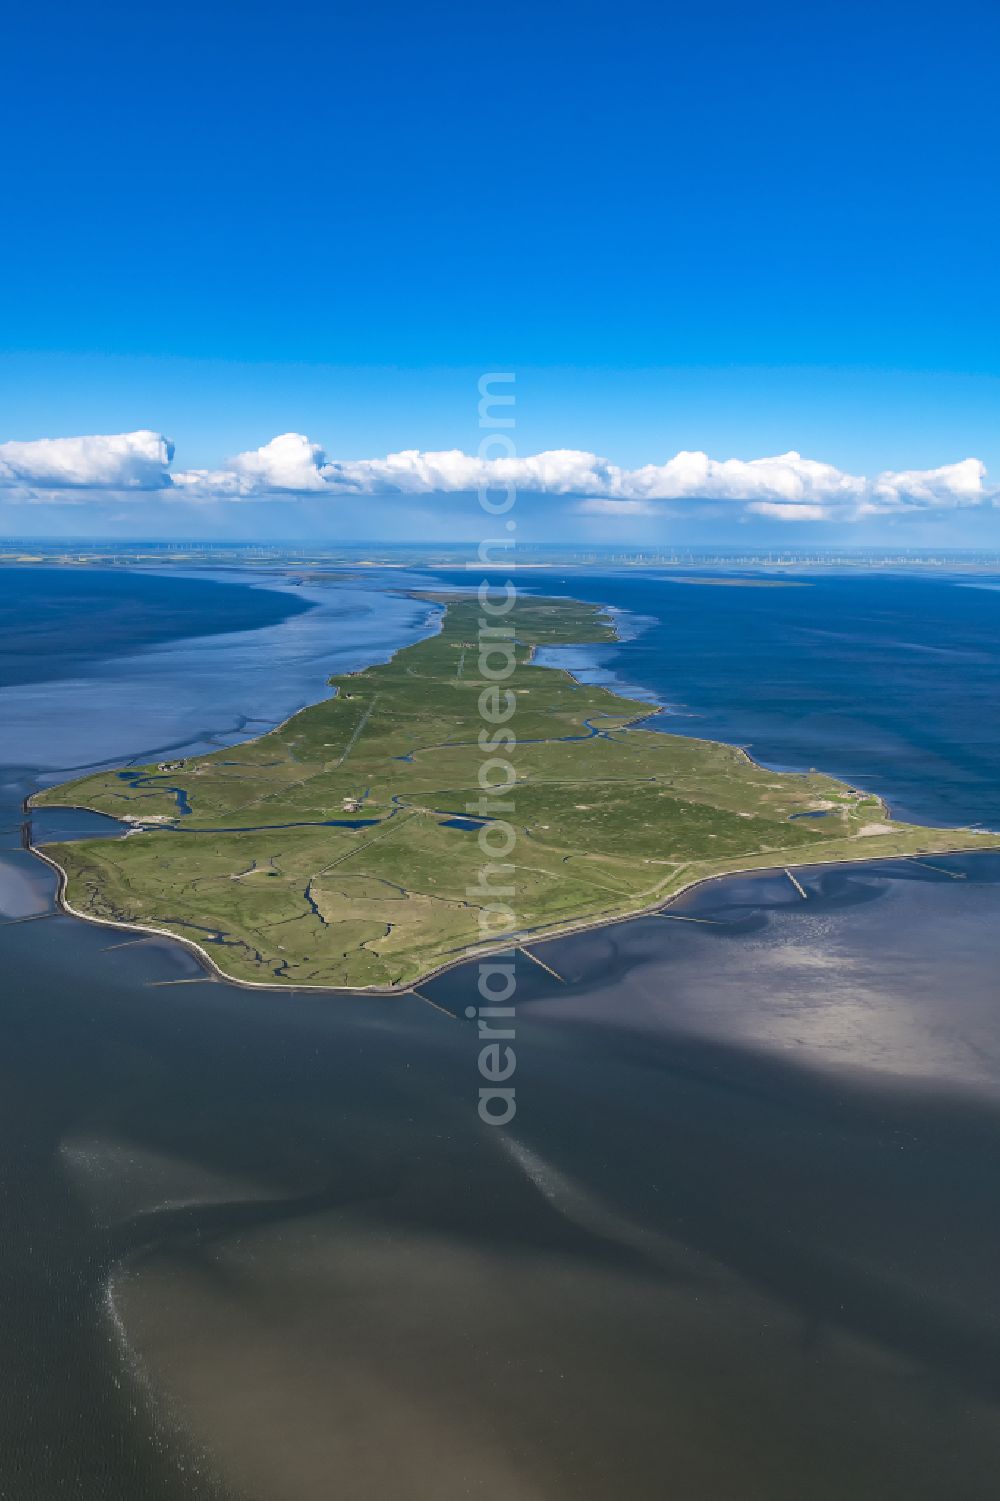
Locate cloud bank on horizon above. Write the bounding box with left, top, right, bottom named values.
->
left=0, top=429, right=992, bottom=523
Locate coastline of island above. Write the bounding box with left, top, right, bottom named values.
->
left=28, top=591, right=1000, bottom=994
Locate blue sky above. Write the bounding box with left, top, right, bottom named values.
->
left=2, top=0, right=999, bottom=543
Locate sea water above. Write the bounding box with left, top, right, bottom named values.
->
left=2, top=561, right=1000, bottom=1501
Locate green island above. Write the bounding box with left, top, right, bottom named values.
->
left=32, top=594, right=1000, bottom=991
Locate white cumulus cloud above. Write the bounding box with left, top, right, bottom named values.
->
left=871, top=457, right=988, bottom=511
left=0, top=430, right=174, bottom=492
left=1, top=428, right=995, bottom=522
left=172, top=439, right=973, bottom=518
left=610, top=450, right=867, bottom=505
left=173, top=432, right=330, bottom=495
left=174, top=443, right=621, bottom=501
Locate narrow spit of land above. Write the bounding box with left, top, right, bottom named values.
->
left=32, top=594, right=1000, bottom=990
